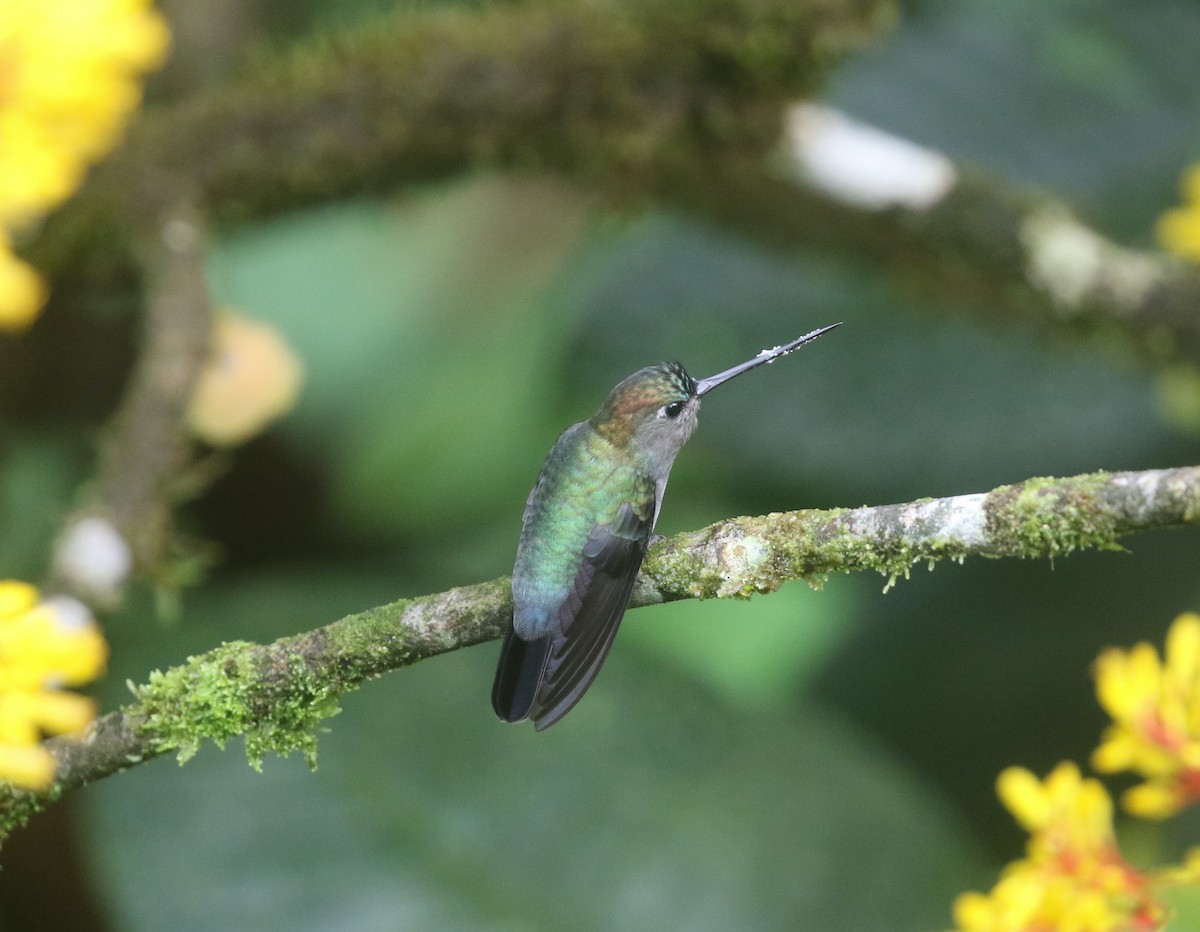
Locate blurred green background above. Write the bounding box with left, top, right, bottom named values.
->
left=5, top=0, right=1200, bottom=929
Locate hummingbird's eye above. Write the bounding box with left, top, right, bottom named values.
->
left=663, top=401, right=685, bottom=419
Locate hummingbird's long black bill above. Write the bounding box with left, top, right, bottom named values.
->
left=693, top=322, right=842, bottom=397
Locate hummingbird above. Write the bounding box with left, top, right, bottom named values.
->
left=491, top=323, right=841, bottom=730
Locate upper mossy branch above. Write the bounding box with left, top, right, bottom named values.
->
left=33, top=0, right=893, bottom=280
left=1, top=465, right=1198, bottom=839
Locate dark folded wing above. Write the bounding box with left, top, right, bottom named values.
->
left=529, top=499, right=652, bottom=730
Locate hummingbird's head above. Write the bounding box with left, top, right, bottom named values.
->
left=587, top=323, right=842, bottom=475
left=590, top=361, right=701, bottom=475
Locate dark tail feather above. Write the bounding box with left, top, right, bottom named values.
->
left=491, top=628, right=551, bottom=723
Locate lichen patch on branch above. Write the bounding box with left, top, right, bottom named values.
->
left=1020, top=206, right=1164, bottom=315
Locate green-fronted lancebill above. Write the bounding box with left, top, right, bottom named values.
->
left=492, top=323, right=842, bottom=730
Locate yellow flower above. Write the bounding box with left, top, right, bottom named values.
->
left=1157, top=164, right=1200, bottom=263
left=998, top=762, right=1115, bottom=857
left=187, top=312, right=305, bottom=447
left=0, top=581, right=107, bottom=790
left=0, top=232, right=47, bottom=330
left=953, top=762, right=1165, bottom=932
left=0, top=0, right=169, bottom=330
left=1092, top=613, right=1200, bottom=817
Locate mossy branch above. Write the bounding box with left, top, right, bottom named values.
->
left=2, top=464, right=1199, bottom=837
left=36, top=0, right=891, bottom=281
left=640, top=466, right=1200, bottom=599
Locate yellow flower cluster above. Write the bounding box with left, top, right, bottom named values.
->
left=953, top=763, right=1165, bottom=931
left=0, top=581, right=107, bottom=790
left=1157, top=165, right=1200, bottom=263
left=0, top=0, right=169, bottom=330
left=953, top=615, right=1200, bottom=931
left=1093, top=613, right=1200, bottom=818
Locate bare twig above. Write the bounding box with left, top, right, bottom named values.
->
left=49, top=200, right=213, bottom=608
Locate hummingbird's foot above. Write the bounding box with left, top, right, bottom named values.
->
left=648, top=533, right=666, bottom=548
